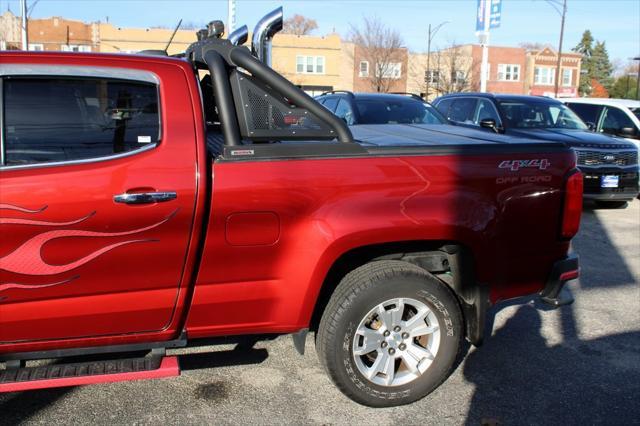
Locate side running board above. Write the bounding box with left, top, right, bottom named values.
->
left=0, top=356, right=179, bottom=393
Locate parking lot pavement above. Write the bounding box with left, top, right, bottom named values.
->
left=2, top=200, right=639, bottom=425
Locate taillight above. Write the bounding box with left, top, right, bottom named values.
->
left=561, top=170, right=583, bottom=239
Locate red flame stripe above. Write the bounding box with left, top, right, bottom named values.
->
left=0, top=212, right=95, bottom=226
left=0, top=204, right=47, bottom=213
left=0, top=210, right=176, bottom=276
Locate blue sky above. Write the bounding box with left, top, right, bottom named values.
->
left=2, top=0, right=639, bottom=66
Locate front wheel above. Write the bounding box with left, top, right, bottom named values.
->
left=316, top=260, right=463, bottom=407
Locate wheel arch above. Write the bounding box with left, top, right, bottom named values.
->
left=308, top=240, right=489, bottom=346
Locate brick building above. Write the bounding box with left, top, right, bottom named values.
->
left=525, top=47, right=582, bottom=98
left=27, top=15, right=98, bottom=52
left=350, top=44, right=408, bottom=93
left=408, top=44, right=581, bottom=99
left=471, top=45, right=527, bottom=94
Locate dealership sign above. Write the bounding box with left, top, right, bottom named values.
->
left=476, top=0, right=502, bottom=32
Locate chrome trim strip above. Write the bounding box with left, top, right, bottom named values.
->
left=0, top=143, right=157, bottom=172
left=0, top=64, right=160, bottom=84
left=577, top=164, right=638, bottom=170
left=573, top=147, right=638, bottom=153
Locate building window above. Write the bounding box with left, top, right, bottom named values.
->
left=497, top=64, right=520, bottom=81
left=425, top=70, right=440, bottom=84
left=534, top=67, right=555, bottom=85
left=451, top=70, right=465, bottom=85
left=562, top=68, right=572, bottom=86
left=27, top=43, right=44, bottom=51
left=359, top=61, right=369, bottom=77
left=376, top=62, right=402, bottom=79
left=296, top=56, right=325, bottom=74
left=62, top=44, right=92, bottom=52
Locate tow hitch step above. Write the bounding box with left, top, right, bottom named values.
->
left=0, top=356, right=179, bottom=393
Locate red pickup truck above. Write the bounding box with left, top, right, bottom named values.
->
left=0, top=11, right=582, bottom=407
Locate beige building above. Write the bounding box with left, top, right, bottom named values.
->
left=271, top=33, right=344, bottom=96
left=408, top=46, right=478, bottom=100
left=0, top=10, right=21, bottom=50
left=99, top=23, right=197, bottom=55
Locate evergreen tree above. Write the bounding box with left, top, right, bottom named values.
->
left=573, top=31, right=614, bottom=96
left=591, top=41, right=614, bottom=91
left=574, top=30, right=595, bottom=96
left=573, top=30, right=594, bottom=57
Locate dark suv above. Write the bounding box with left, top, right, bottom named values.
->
left=315, top=91, right=445, bottom=126
left=433, top=93, right=639, bottom=207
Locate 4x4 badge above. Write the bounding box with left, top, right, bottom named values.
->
left=499, top=159, right=550, bottom=171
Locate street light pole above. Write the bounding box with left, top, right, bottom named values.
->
left=425, top=21, right=449, bottom=100
left=634, top=57, right=640, bottom=100
left=553, top=0, right=567, bottom=98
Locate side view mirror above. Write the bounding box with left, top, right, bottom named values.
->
left=479, top=118, right=503, bottom=134
left=585, top=121, right=596, bottom=131
left=619, top=127, right=636, bottom=137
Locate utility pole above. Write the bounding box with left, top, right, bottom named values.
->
left=425, top=21, right=449, bottom=100
left=20, top=0, right=28, bottom=50
left=551, top=0, right=567, bottom=98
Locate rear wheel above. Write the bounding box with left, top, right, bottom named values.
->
left=316, top=260, right=463, bottom=407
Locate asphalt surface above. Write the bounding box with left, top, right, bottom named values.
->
left=1, top=200, right=639, bottom=425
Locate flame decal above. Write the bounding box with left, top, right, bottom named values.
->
left=0, top=204, right=47, bottom=213
left=0, top=206, right=178, bottom=298
left=0, top=211, right=95, bottom=226
left=0, top=276, right=78, bottom=292
left=0, top=211, right=175, bottom=276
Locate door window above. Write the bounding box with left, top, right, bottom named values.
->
left=475, top=99, right=501, bottom=125
left=2, top=77, right=160, bottom=166
left=434, top=98, right=453, bottom=118
left=600, top=107, right=637, bottom=137
left=565, top=103, right=602, bottom=128
left=448, top=98, right=478, bottom=124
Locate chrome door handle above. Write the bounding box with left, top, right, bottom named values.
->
left=114, top=191, right=177, bottom=204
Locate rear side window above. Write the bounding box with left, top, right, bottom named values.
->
left=2, top=77, right=160, bottom=166
left=565, top=103, right=602, bottom=127
left=322, top=97, right=339, bottom=113
left=448, top=98, right=478, bottom=123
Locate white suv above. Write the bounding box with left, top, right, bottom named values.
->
left=564, top=98, right=640, bottom=148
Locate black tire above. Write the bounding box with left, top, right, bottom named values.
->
left=316, top=260, right=463, bottom=407
left=594, top=200, right=628, bottom=209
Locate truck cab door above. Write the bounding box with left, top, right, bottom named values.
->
left=0, top=67, right=198, bottom=343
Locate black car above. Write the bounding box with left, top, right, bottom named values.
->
left=432, top=93, right=640, bottom=206
left=315, top=91, right=445, bottom=126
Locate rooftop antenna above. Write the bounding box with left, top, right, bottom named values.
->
left=164, top=18, right=183, bottom=52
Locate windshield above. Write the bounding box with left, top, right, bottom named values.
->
left=497, top=100, right=588, bottom=130
left=354, top=98, right=446, bottom=125
left=630, top=107, right=640, bottom=121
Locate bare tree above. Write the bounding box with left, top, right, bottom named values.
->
left=409, top=43, right=478, bottom=98
left=349, top=17, right=404, bottom=93
left=282, top=14, right=318, bottom=36
left=435, top=45, right=479, bottom=94
left=518, top=41, right=551, bottom=51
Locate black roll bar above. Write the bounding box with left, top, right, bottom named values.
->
left=227, top=47, right=354, bottom=144
left=203, top=50, right=242, bottom=146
